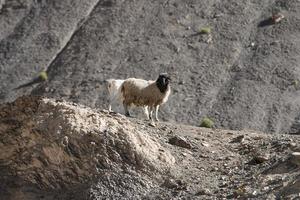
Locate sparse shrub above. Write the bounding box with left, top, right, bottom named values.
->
left=293, top=79, right=299, bottom=89
left=200, top=117, right=214, bottom=128
left=38, top=71, right=48, bottom=81
left=199, top=27, right=211, bottom=34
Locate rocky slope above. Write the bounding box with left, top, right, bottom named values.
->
left=0, top=0, right=300, bottom=134
left=0, top=96, right=300, bottom=199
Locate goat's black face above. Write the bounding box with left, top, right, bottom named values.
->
left=156, top=73, right=171, bottom=93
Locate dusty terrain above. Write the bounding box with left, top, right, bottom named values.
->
left=0, top=0, right=300, bottom=134
left=1, top=1, right=300, bottom=199
left=0, top=96, right=300, bottom=199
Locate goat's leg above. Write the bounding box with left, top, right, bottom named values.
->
left=148, top=106, right=156, bottom=127
left=108, top=96, right=113, bottom=112
left=109, top=94, right=119, bottom=112
left=154, top=105, right=160, bottom=122
left=123, top=103, right=130, bottom=117
left=149, top=106, right=154, bottom=120
left=143, top=106, right=150, bottom=120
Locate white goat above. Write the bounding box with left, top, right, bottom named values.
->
left=106, top=79, right=150, bottom=119
left=120, top=73, right=171, bottom=122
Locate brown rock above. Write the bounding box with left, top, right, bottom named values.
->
left=272, top=13, right=285, bottom=23
left=168, top=136, right=192, bottom=149
left=249, top=154, right=270, bottom=164
left=196, top=188, right=212, bottom=196
left=230, top=135, right=245, bottom=143
left=291, top=152, right=300, bottom=166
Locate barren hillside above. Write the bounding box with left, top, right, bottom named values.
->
left=0, top=96, right=300, bottom=199
left=0, top=0, right=300, bottom=134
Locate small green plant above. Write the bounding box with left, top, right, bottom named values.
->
left=200, top=117, right=214, bottom=128
left=199, top=27, right=211, bottom=34
left=38, top=71, right=48, bottom=81
left=293, top=79, right=299, bottom=89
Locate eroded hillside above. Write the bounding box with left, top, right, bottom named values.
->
left=0, top=96, right=300, bottom=199
left=0, top=0, right=300, bottom=133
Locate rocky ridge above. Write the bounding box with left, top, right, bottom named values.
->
left=0, top=96, right=300, bottom=199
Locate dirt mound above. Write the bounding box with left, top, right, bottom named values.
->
left=0, top=96, right=174, bottom=199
